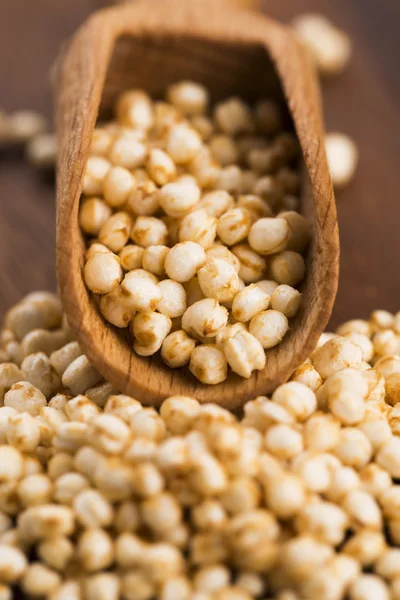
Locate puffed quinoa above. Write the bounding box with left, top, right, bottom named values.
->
left=206, top=245, right=241, bottom=273
left=22, top=562, right=61, bottom=596
left=131, top=215, right=168, bottom=247
left=214, top=97, right=254, bottom=136
left=119, top=244, right=144, bottom=271
left=7, top=413, right=41, bottom=453
left=248, top=145, right=280, bottom=175
left=0, top=544, right=27, bottom=583
left=191, top=115, right=214, bottom=141
left=165, top=242, right=206, bottom=283
left=120, top=272, right=162, bottom=313
left=292, top=14, right=352, bottom=76
left=84, top=573, right=120, bottom=600
left=125, top=180, right=160, bottom=216
left=280, top=211, right=310, bottom=253
left=198, top=258, right=240, bottom=303
left=3, top=291, right=400, bottom=597
left=78, top=527, right=114, bottom=571
left=248, top=217, right=291, bottom=255
left=83, top=252, right=122, bottom=294
left=231, top=244, right=267, bottom=283
left=182, top=299, right=228, bottom=341
left=76, top=83, right=310, bottom=382
left=265, top=423, right=304, bottom=459
left=61, top=355, right=102, bottom=396
left=116, top=89, right=154, bottom=130
left=161, top=331, right=196, bottom=368
left=166, top=124, right=202, bottom=165
left=253, top=175, right=284, bottom=208
left=210, top=134, right=239, bottom=166
left=269, top=250, right=305, bottom=286
left=36, top=536, right=74, bottom=572
left=103, top=165, right=136, bottom=208
left=249, top=310, right=289, bottom=349
left=5, top=381, right=47, bottom=416
left=272, top=382, right=317, bottom=421
left=79, top=197, right=112, bottom=235
left=224, top=330, right=266, bottom=378
left=313, top=336, right=364, bottom=379
left=376, top=437, right=400, bottom=477
left=215, top=322, right=247, bottom=347
left=198, top=190, right=234, bottom=217
left=188, top=146, right=220, bottom=189
left=271, top=284, right=302, bottom=318
left=217, top=208, right=252, bottom=246
left=179, top=209, right=217, bottom=248
left=232, top=284, right=270, bottom=322
left=4, top=110, right=46, bottom=147
left=256, top=279, right=279, bottom=295
left=168, top=81, right=209, bottom=116
left=349, top=574, right=390, bottom=600
left=290, top=362, right=323, bottom=391
left=190, top=345, right=228, bottom=385
left=325, top=132, right=359, bottom=189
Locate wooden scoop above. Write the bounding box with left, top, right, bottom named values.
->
left=56, top=0, right=339, bottom=408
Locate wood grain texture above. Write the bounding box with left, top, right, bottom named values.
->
left=0, top=0, right=399, bottom=345
left=55, top=0, right=338, bottom=407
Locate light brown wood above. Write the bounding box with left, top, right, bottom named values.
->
left=56, top=0, right=339, bottom=409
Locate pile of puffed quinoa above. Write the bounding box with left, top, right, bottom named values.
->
left=79, top=81, right=310, bottom=384
left=0, top=7, right=377, bottom=598
left=0, top=292, right=400, bottom=600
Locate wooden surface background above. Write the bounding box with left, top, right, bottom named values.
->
left=0, top=0, right=399, bottom=329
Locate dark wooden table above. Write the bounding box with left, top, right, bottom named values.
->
left=0, top=0, right=399, bottom=329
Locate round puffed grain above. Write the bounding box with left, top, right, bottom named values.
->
left=182, top=299, right=228, bottom=341
left=131, top=216, right=168, bottom=248
left=99, top=212, right=133, bottom=253
left=164, top=242, right=206, bottom=283
left=231, top=244, right=267, bottom=284
left=269, top=251, right=305, bottom=286
left=197, top=258, right=240, bottom=303
left=146, top=149, right=177, bottom=186
left=197, top=190, right=234, bottom=218
left=232, top=284, right=270, bottom=322
left=119, top=245, right=144, bottom=272
left=79, top=198, right=112, bottom=236
left=116, top=89, right=154, bottom=130
left=217, top=208, right=252, bottom=247
left=224, top=330, right=266, bottom=379
left=249, top=310, right=289, bottom=349
left=248, top=217, right=291, bottom=255
left=142, top=246, right=169, bottom=277
left=270, top=284, right=302, bottom=318
left=166, top=124, right=202, bottom=165
left=179, top=209, right=217, bottom=249
left=125, top=181, right=159, bottom=216
left=189, top=345, right=228, bottom=385
left=214, top=97, right=254, bottom=136
left=156, top=280, right=187, bottom=318
left=159, top=179, right=201, bottom=218
left=161, top=331, right=196, bottom=368
left=167, top=80, right=209, bottom=116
